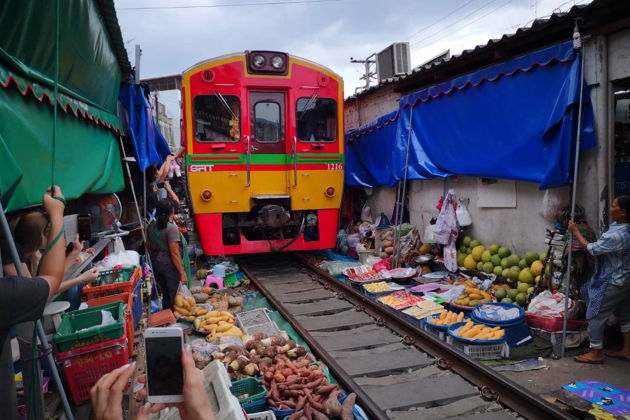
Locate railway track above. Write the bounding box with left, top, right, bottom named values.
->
left=238, top=253, right=576, bottom=420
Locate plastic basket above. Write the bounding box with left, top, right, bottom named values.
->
left=83, top=267, right=141, bottom=300
left=56, top=336, right=129, bottom=404
left=86, top=293, right=134, bottom=356
left=53, top=301, right=125, bottom=352
left=230, top=377, right=267, bottom=405
left=242, top=398, right=268, bottom=414
left=421, top=322, right=446, bottom=341
left=526, top=313, right=588, bottom=332
left=447, top=322, right=505, bottom=345
left=447, top=336, right=508, bottom=360
left=471, top=302, right=525, bottom=326
left=247, top=411, right=276, bottom=420
left=91, top=267, right=137, bottom=286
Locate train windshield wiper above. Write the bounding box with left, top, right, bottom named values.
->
left=213, top=90, right=238, bottom=120
left=297, top=91, right=318, bottom=121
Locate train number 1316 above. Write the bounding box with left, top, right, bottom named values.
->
left=327, top=163, right=344, bottom=170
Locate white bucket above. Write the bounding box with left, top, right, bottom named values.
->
left=358, top=249, right=375, bottom=264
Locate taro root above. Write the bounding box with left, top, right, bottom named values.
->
left=251, top=332, right=267, bottom=340
left=295, top=346, right=307, bottom=357
left=259, top=357, right=274, bottom=370
left=262, top=346, right=277, bottom=358
left=243, top=363, right=258, bottom=376
left=236, top=354, right=250, bottom=366
left=211, top=351, right=225, bottom=361
left=245, top=339, right=261, bottom=351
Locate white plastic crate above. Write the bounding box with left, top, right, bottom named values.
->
left=421, top=322, right=446, bottom=341
left=247, top=411, right=276, bottom=420
left=447, top=336, right=509, bottom=360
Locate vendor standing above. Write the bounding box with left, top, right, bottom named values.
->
left=568, top=196, right=630, bottom=364
left=147, top=199, right=186, bottom=311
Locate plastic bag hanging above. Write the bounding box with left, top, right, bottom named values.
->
left=455, top=198, right=472, bottom=226
left=433, top=190, right=458, bottom=245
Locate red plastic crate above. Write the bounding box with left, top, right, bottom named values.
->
left=526, top=313, right=588, bottom=332
left=56, top=336, right=129, bottom=405
left=82, top=267, right=141, bottom=300
left=87, top=293, right=134, bottom=357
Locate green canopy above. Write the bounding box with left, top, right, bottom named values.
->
left=0, top=0, right=128, bottom=211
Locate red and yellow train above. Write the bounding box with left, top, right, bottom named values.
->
left=181, top=51, right=344, bottom=255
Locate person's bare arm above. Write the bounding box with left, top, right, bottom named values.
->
left=164, top=181, right=180, bottom=204
left=156, top=156, right=174, bottom=181
left=58, top=268, right=99, bottom=293
left=2, top=263, right=32, bottom=278
left=567, top=221, right=591, bottom=247
left=39, top=186, right=66, bottom=299
left=168, top=241, right=187, bottom=285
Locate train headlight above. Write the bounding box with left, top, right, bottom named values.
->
left=325, top=187, right=335, bottom=197
left=252, top=54, right=265, bottom=68
left=201, top=190, right=212, bottom=201
left=271, top=56, right=284, bottom=69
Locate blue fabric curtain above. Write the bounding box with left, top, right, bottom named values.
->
left=345, top=111, right=400, bottom=187
left=345, top=40, right=596, bottom=190
left=118, top=84, right=171, bottom=172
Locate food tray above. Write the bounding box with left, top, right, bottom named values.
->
left=53, top=302, right=125, bottom=353
left=424, top=313, right=461, bottom=331
left=347, top=271, right=388, bottom=283
left=242, top=321, right=281, bottom=337
left=341, top=264, right=373, bottom=277
left=447, top=322, right=505, bottom=344
left=237, top=308, right=272, bottom=329
left=447, top=336, right=508, bottom=360
left=471, top=302, right=524, bottom=325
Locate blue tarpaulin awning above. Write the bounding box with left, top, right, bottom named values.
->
left=118, top=84, right=171, bottom=172
left=344, top=39, right=596, bottom=189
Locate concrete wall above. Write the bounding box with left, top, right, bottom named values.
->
left=345, top=84, right=398, bottom=131
left=346, top=30, right=629, bottom=249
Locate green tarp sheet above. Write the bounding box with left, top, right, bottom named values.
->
left=0, top=0, right=122, bottom=112
left=0, top=0, right=126, bottom=211
left=0, top=84, right=124, bottom=211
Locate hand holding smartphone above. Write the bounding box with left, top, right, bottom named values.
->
left=144, top=327, right=184, bottom=403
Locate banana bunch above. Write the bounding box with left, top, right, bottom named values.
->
left=174, top=293, right=207, bottom=320
left=191, top=310, right=244, bottom=342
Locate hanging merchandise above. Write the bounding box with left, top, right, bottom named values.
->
left=455, top=198, right=472, bottom=227
left=539, top=190, right=562, bottom=222
left=423, top=219, right=435, bottom=244
left=433, top=190, right=458, bottom=245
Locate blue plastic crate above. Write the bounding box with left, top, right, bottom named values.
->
left=131, top=276, right=143, bottom=329
left=242, top=398, right=267, bottom=414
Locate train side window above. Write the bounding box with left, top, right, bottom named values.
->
left=254, top=101, right=281, bottom=143
left=296, top=97, right=337, bottom=142
left=193, top=94, right=240, bottom=142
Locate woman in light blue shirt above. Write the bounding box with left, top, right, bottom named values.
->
left=568, top=195, right=630, bottom=364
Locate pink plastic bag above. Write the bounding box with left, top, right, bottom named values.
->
left=373, top=257, right=392, bottom=272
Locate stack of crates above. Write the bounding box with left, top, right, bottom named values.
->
left=53, top=301, right=129, bottom=404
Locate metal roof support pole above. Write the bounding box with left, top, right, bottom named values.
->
left=393, top=106, right=414, bottom=268
left=0, top=201, right=75, bottom=420
left=561, top=21, right=586, bottom=358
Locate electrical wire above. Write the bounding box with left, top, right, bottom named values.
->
left=411, top=0, right=518, bottom=51
left=118, top=0, right=343, bottom=10
left=405, top=0, right=480, bottom=42
left=409, top=0, right=500, bottom=48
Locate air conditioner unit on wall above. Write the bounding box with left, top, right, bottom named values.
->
left=376, top=42, right=410, bottom=83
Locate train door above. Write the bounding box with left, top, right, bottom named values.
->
left=248, top=91, right=289, bottom=196
left=290, top=94, right=344, bottom=211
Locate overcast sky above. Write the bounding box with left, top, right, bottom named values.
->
left=115, top=0, right=591, bottom=140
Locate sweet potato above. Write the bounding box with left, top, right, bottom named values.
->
left=315, top=384, right=337, bottom=395
left=341, top=393, right=356, bottom=420
left=288, top=410, right=303, bottom=420
left=295, top=395, right=307, bottom=411
left=311, top=410, right=328, bottom=420
left=322, top=390, right=342, bottom=417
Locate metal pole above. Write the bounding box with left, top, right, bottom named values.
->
left=392, top=107, right=414, bottom=268
left=134, top=45, right=142, bottom=85
left=0, top=202, right=74, bottom=420
left=561, top=23, right=585, bottom=358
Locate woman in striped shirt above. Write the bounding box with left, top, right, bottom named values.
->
left=568, top=195, right=630, bottom=364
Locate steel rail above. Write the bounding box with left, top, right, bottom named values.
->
left=292, top=254, right=575, bottom=420
left=240, top=263, right=389, bottom=420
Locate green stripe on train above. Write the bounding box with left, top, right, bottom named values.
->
left=186, top=153, right=344, bottom=165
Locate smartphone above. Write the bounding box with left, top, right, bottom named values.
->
left=144, top=327, right=184, bottom=403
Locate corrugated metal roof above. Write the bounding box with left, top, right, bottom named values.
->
left=96, top=0, right=133, bottom=78
left=347, top=0, right=628, bottom=100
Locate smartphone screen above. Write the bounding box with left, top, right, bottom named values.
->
left=77, top=214, right=92, bottom=241
left=146, top=336, right=183, bottom=397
